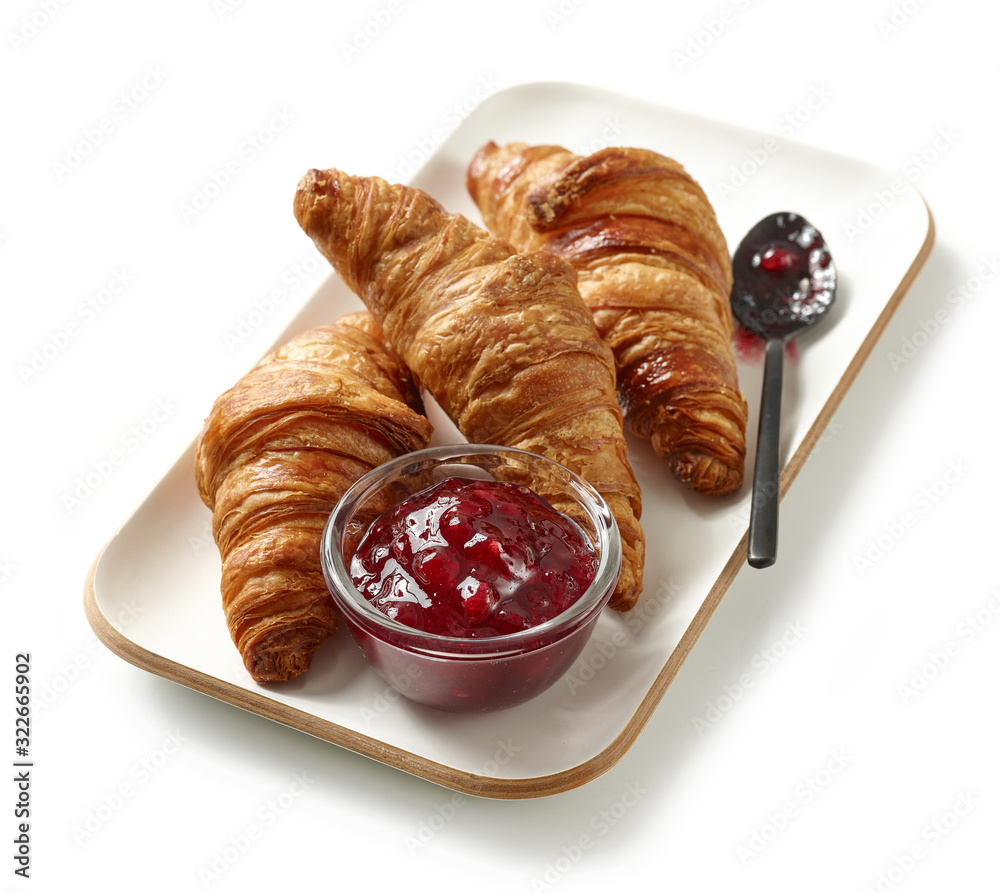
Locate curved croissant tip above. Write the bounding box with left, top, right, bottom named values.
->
left=295, top=167, right=338, bottom=196
left=245, top=637, right=322, bottom=683
left=294, top=167, right=342, bottom=230
left=669, top=452, right=744, bottom=497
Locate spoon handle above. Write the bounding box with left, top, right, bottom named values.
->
left=748, top=337, right=785, bottom=568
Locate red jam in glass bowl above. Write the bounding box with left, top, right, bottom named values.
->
left=320, top=445, right=621, bottom=712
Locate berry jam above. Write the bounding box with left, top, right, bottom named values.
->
left=730, top=212, right=836, bottom=340
left=349, top=477, right=599, bottom=638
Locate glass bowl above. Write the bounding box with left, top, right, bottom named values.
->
left=320, top=444, right=622, bottom=712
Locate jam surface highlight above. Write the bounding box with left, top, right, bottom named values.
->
left=349, top=477, right=598, bottom=638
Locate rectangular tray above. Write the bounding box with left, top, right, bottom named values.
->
left=84, top=82, right=933, bottom=799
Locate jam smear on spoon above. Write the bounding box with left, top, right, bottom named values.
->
left=730, top=211, right=836, bottom=342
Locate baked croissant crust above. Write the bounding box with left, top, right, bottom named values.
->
left=466, top=142, right=748, bottom=496
left=195, top=312, right=433, bottom=682
left=293, top=168, right=645, bottom=611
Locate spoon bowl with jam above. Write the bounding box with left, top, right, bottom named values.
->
left=730, top=211, right=837, bottom=569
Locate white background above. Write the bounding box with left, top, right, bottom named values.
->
left=3, top=0, right=997, bottom=890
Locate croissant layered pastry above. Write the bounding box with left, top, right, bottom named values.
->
left=466, top=142, right=748, bottom=496
left=293, top=168, right=645, bottom=611
left=194, top=312, right=433, bottom=682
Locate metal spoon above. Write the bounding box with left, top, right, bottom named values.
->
left=730, top=212, right=837, bottom=568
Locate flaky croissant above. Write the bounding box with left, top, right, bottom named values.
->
left=195, top=312, right=433, bottom=682
left=466, top=142, right=747, bottom=496
left=293, top=168, right=645, bottom=611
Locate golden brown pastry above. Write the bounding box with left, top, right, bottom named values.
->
left=466, top=142, right=747, bottom=496
left=195, top=312, right=433, bottom=682
left=293, top=168, right=645, bottom=611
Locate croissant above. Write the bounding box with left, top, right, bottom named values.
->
left=194, top=312, right=433, bottom=682
left=466, top=142, right=748, bottom=496
left=293, top=168, right=645, bottom=611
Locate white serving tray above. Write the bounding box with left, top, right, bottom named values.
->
left=84, top=82, right=933, bottom=798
